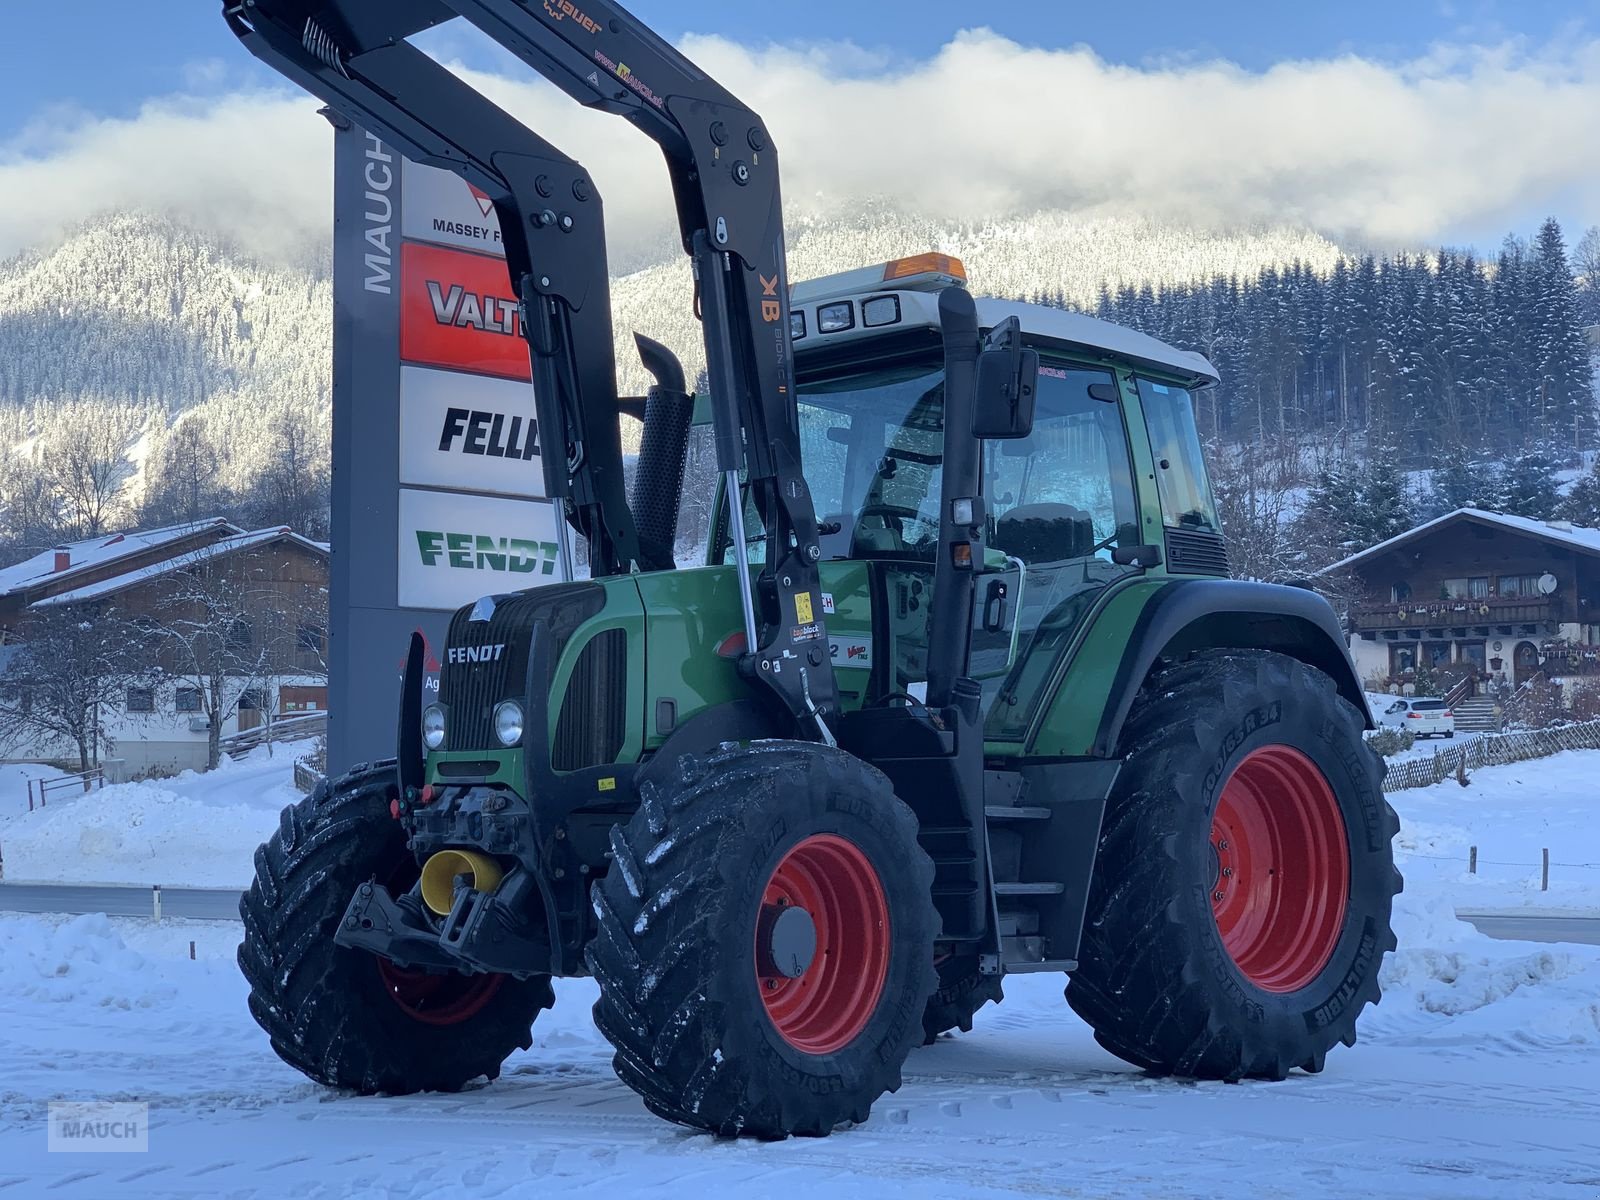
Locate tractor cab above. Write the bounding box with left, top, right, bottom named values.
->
left=714, top=253, right=1226, bottom=738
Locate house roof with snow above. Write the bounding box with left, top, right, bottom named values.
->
left=28, top=528, right=328, bottom=610
left=0, top=519, right=241, bottom=599
left=1324, top=508, right=1600, bottom=575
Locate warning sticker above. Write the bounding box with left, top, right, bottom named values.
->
left=794, top=591, right=814, bottom=624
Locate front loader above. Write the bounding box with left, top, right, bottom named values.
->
left=228, top=0, right=1401, bottom=1138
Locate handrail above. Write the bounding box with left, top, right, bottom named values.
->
left=25, top=768, right=104, bottom=812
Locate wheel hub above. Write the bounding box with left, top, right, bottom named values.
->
left=755, top=833, right=891, bottom=1054
left=758, top=902, right=818, bottom=978
left=1209, top=744, right=1350, bottom=994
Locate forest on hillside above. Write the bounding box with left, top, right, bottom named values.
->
left=0, top=210, right=1596, bottom=584
left=1057, top=218, right=1600, bottom=586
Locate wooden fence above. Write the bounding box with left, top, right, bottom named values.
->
left=1381, top=719, right=1600, bottom=792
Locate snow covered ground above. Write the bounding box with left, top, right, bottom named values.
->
left=1, top=895, right=1597, bottom=1198
left=2, top=747, right=1600, bottom=1193
left=0, top=742, right=310, bottom=886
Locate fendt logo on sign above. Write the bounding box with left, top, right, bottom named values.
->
left=401, top=243, right=531, bottom=381
left=399, top=489, right=565, bottom=611
left=416, top=531, right=559, bottom=576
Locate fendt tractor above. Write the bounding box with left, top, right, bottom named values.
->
left=228, top=0, right=1401, bottom=1138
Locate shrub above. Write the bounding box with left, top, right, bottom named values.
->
left=1366, top=728, right=1416, bottom=757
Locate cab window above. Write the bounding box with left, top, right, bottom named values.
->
left=1136, top=378, right=1219, bottom=532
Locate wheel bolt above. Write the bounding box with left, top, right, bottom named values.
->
left=1221, top=868, right=1233, bottom=877
left=1218, top=840, right=1229, bottom=851
left=1213, top=891, right=1225, bottom=902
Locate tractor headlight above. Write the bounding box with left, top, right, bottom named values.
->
left=422, top=704, right=446, bottom=751
left=494, top=700, right=525, bottom=747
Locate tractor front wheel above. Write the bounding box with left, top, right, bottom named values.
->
left=587, top=741, right=938, bottom=1137
left=239, top=763, right=554, bottom=1094
left=1066, top=651, right=1401, bottom=1080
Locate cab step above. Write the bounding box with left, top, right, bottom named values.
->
left=984, top=805, right=1051, bottom=821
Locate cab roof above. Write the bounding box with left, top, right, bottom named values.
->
left=788, top=257, right=1218, bottom=388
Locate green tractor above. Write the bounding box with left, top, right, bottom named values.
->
left=229, top=0, right=1400, bottom=1139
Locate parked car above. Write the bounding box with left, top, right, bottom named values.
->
left=1371, top=696, right=1411, bottom=729
left=1402, top=698, right=1455, bottom=738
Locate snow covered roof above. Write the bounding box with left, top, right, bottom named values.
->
left=0, top=519, right=240, bottom=599
left=793, top=288, right=1220, bottom=387
left=974, top=297, right=1221, bottom=387
left=28, top=528, right=327, bottom=610
left=1324, top=508, right=1600, bottom=575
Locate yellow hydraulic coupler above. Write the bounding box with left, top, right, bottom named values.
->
left=419, top=849, right=505, bottom=916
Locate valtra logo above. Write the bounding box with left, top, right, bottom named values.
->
left=400, top=242, right=532, bottom=381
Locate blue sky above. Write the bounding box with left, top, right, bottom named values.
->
left=3, top=1, right=1596, bottom=141
left=1, top=2, right=1597, bottom=260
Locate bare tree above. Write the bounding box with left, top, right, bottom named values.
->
left=140, top=413, right=228, bottom=526
left=0, top=604, right=141, bottom=774
left=1208, top=436, right=1303, bottom=582
left=156, top=547, right=295, bottom=770
left=38, top=399, right=146, bottom=539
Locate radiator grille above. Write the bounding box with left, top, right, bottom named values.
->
left=437, top=583, right=602, bottom=750
left=1165, top=528, right=1231, bottom=577
left=552, top=629, right=628, bottom=771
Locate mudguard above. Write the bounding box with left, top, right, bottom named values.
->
left=1088, top=578, right=1368, bottom=758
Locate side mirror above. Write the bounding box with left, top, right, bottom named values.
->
left=973, top=316, right=1037, bottom=440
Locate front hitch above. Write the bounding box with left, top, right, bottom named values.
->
left=334, top=870, right=552, bottom=978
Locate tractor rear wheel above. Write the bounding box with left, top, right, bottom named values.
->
left=1066, top=651, right=1401, bottom=1080
left=921, top=955, right=1003, bottom=1043
left=239, top=762, right=553, bottom=1094
left=587, top=741, right=938, bottom=1137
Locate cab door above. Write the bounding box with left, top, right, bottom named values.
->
left=980, top=362, right=1145, bottom=739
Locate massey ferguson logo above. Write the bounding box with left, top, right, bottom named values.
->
left=544, top=0, right=600, bottom=33
left=428, top=281, right=521, bottom=337
left=446, top=643, right=506, bottom=665
left=439, top=407, right=540, bottom=461
left=416, top=531, right=559, bottom=576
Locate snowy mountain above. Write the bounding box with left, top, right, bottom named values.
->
left=0, top=208, right=1350, bottom=544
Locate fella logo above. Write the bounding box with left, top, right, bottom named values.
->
left=439, top=407, right=540, bottom=461
left=401, top=243, right=531, bottom=381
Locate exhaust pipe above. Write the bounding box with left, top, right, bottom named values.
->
left=631, top=332, right=693, bottom=572
left=419, top=849, right=505, bottom=916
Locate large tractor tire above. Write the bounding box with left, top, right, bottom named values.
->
left=239, top=762, right=554, bottom=1094
left=921, top=955, right=1003, bottom=1043
left=1067, top=651, right=1401, bottom=1081
left=588, top=741, right=938, bottom=1138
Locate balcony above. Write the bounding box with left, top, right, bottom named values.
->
left=1352, top=595, right=1554, bottom=633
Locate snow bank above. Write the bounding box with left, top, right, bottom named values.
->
left=0, top=762, right=68, bottom=821
left=1386, top=748, right=1600, bottom=911
left=0, top=742, right=311, bottom=886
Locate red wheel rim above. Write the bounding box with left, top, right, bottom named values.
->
left=755, top=834, right=890, bottom=1054
left=374, top=958, right=505, bottom=1026
left=371, top=852, right=505, bottom=1026
left=1210, top=745, right=1350, bottom=994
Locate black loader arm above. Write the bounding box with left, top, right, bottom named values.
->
left=431, top=0, right=837, bottom=739
left=226, top=0, right=836, bottom=737
left=223, top=0, right=642, bottom=577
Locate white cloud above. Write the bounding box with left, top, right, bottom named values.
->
left=4, top=31, right=1599, bottom=264
left=0, top=91, right=333, bottom=262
